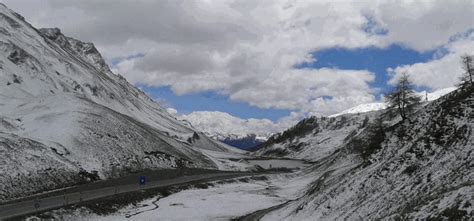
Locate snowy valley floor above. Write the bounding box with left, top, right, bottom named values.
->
left=29, top=171, right=315, bottom=221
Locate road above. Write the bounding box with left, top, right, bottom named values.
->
left=0, top=171, right=259, bottom=220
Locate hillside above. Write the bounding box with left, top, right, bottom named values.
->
left=0, top=4, right=237, bottom=202
left=260, top=85, right=473, bottom=219
left=254, top=112, right=380, bottom=161
left=254, top=87, right=459, bottom=161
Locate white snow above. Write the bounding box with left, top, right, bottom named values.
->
left=0, top=4, right=242, bottom=201
left=177, top=111, right=280, bottom=141
left=329, top=102, right=387, bottom=117
left=329, top=87, right=457, bottom=118
left=94, top=182, right=282, bottom=221
left=198, top=149, right=255, bottom=171
left=245, top=159, right=310, bottom=170
left=255, top=112, right=380, bottom=161
left=416, top=86, right=457, bottom=101
left=47, top=171, right=317, bottom=221
left=258, top=85, right=474, bottom=220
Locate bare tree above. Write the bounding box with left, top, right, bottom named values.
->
left=386, top=72, right=421, bottom=121
left=460, top=54, right=473, bottom=85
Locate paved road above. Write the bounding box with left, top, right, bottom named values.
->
left=0, top=172, right=258, bottom=220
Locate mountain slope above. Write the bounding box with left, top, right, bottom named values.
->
left=329, top=102, right=387, bottom=117
left=254, top=87, right=459, bottom=161
left=177, top=111, right=273, bottom=150
left=327, top=87, right=457, bottom=118
left=261, top=85, right=473, bottom=219
left=218, top=133, right=266, bottom=151
left=254, top=112, right=380, bottom=161
left=0, top=4, right=236, bottom=202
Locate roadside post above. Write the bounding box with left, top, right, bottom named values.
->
left=33, top=198, right=40, bottom=216
left=139, top=175, right=146, bottom=185
left=64, top=191, right=67, bottom=206
left=139, top=175, right=146, bottom=190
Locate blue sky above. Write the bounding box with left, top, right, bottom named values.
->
left=139, top=85, right=292, bottom=121
left=140, top=44, right=436, bottom=120
left=297, top=44, right=437, bottom=98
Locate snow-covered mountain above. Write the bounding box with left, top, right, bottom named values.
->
left=176, top=111, right=275, bottom=150
left=0, top=4, right=237, bottom=202
left=257, top=85, right=473, bottom=219
left=217, top=133, right=266, bottom=151
left=255, top=87, right=462, bottom=161
left=196, top=132, right=266, bottom=151
left=254, top=112, right=380, bottom=161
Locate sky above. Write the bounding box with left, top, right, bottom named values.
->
left=2, top=0, right=473, bottom=136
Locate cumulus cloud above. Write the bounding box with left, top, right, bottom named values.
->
left=388, top=32, right=474, bottom=89
left=2, top=0, right=472, bottom=115
left=228, top=68, right=376, bottom=114
left=374, top=1, right=474, bottom=52
left=166, top=107, right=178, bottom=116
left=178, top=111, right=304, bottom=138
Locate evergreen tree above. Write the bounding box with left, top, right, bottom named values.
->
left=460, top=55, right=473, bottom=86
left=386, top=72, right=421, bottom=121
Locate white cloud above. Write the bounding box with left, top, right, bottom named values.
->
left=228, top=68, right=376, bottom=114
left=178, top=110, right=304, bottom=138
left=374, top=1, right=474, bottom=52
left=166, top=107, right=178, bottom=116
left=388, top=32, right=474, bottom=89
left=2, top=0, right=472, bottom=115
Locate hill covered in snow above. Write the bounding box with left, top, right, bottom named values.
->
left=328, top=87, right=457, bottom=118
left=256, top=85, right=473, bottom=219
left=0, top=4, right=238, bottom=202
left=176, top=111, right=279, bottom=150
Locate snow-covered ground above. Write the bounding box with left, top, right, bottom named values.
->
left=329, top=102, right=387, bottom=117
left=245, top=159, right=310, bottom=170
left=329, top=87, right=457, bottom=118
left=256, top=86, right=460, bottom=161
left=35, top=172, right=317, bottom=221
left=199, top=149, right=255, bottom=171
left=254, top=112, right=380, bottom=161
left=258, top=85, right=474, bottom=220
left=0, top=4, right=243, bottom=202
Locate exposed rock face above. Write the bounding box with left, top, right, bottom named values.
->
left=39, top=27, right=112, bottom=74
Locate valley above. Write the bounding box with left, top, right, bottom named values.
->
left=19, top=159, right=316, bottom=220
left=0, top=2, right=473, bottom=220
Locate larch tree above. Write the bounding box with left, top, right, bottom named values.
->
left=460, top=54, right=473, bottom=86
left=386, top=72, right=421, bottom=121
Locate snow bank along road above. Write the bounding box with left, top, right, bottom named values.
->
left=0, top=170, right=266, bottom=220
